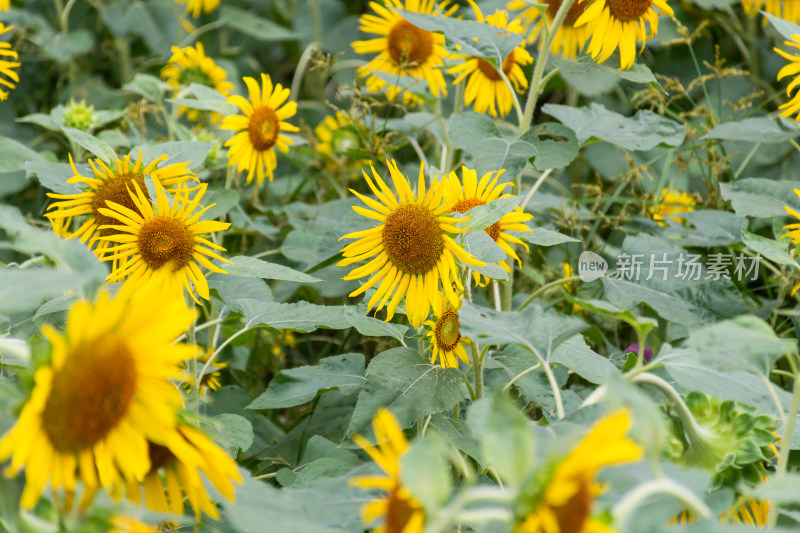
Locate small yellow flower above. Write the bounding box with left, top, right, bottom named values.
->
left=775, top=36, right=800, bottom=120
left=109, top=516, right=158, bottom=533
left=177, top=0, right=219, bottom=17
left=448, top=2, right=533, bottom=117
left=509, top=0, right=591, bottom=61
left=161, top=42, right=234, bottom=124
left=574, top=0, right=674, bottom=70
left=515, top=410, right=643, bottom=533
left=0, top=1, right=9, bottom=12
left=352, top=0, right=457, bottom=101
left=350, top=409, right=425, bottom=533
left=649, top=189, right=695, bottom=225
left=221, top=74, right=299, bottom=185
left=424, top=290, right=470, bottom=368
left=0, top=24, right=20, bottom=101
left=315, top=110, right=371, bottom=174
left=743, top=0, right=800, bottom=24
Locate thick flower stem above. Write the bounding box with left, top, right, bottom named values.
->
left=613, top=478, right=712, bottom=527
left=633, top=373, right=706, bottom=443
left=519, top=0, right=576, bottom=135
left=187, top=318, right=200, bottom=414
left=472, top=340, right=484, bottom=399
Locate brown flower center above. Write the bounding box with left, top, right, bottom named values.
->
left=451, top=197, right=502, bottom=242
left=137, top=215, right=195, bottom=271
left=435, top=308, right=461, bottom=352
left=248, top=105, right=281, bottom=152
left=606, top=0, right=652, bottom=22
left=383, top=203, right=444, bottom=275
left=552, top=478, right=592, bottom=533
left=476, top=51, right=517, bottom=82
left=41, top=337, right=137, bottom=453
left=148, top=441, right=176, bottom=472
left=546, top=0, right=588, bottom=26
left=91, top=173, right=148, bottom=237
left=387, top=20, right=434, bottom=67
left=385, top=486, right=417, bottom=533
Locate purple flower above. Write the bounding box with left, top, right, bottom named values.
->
left=624, top=343, right=654, bottom=362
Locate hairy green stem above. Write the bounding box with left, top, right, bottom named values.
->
left=767, top=352, right=800, bottom=527
left=517, top=276, right=580, bottom=312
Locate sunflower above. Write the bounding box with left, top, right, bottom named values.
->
left=124, top=423, right=242, bottom=520
left=447, top=3, right=533, bottom=117
left=161, top=43, right=234, bottom=125
left=743, top=0, right=800, bottom=24
left=775, top=37, right=800, bottom=120
left=0, top=24, right=20, bottom=101
left=221, top=73, right=299, bottom=185
left=649, top=188, right=695, bottom=225
left=0, top=273, right=195, bottom=510
left=672, top=498, right=769, bottom=527
left=509, top=0, right=591, bottom=61
left=352, top=0, right=456, bottom=101
left=45, top=153, right=196, bottom=259
left=314, top=110, right=371, bottom=174
left=515, top=410, right=643, bottom=533
left=441, top=166, right=532, bottom=286
left=177, top=0, right=220, bottom=17
left=423, top=290, right=470, bottom=368
left=97, top=178, right=231, bottom=304
left=573, top=0, right=674, bottom=70
left=0, top=1, right=8, bottom=11
left=338, top=159, right=484, bottom=328
left=182, top=348, right=226, bottom=393
left=350, top=408, right=425, bottom=533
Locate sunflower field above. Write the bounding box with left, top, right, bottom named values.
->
left=7, top=0, right=800, bottom=531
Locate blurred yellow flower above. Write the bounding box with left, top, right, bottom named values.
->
left=775, top=36, right=800, bottom=120
left=161, top=43, right=234, bottom=124
left=649, top=188, right=695, bottom=225
left=350, top=408, right=424, bottom=533
left=743, top=0, right=800, bottom=24
left=509, top=0, right=591, bottom=61
left=177, top=0, right=220, bottom=17
left=0, top=24, right=20, bottom=101
left=515, top=410, right=643, bottom=533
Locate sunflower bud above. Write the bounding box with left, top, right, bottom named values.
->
left=62, top=99, right=96, bottom=131
left=666, top=392, right=777, bottom=490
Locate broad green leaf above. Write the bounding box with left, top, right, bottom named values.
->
left=555, top=56, right=658, bottom=85
left=206, top=414, right=254, bottom=458
left=450, top=113, right=578, bottom=176
left=347, top=348, right=465, bottom=435
left=169, top=83, right=238, bottom=116
left=428, top=414, right=483, bottom=464
left=343, top=307, right=408, bottom=344
left=394, top=8, right=523, bottom=65
left=459, top=196, right=522, bottom=233
left=459, top=301, right=587, bottom=355
left=720, top=178, right=800, bottom=218
left=226, top=256, right=323, bottom=283
left=42, top=29, right=94, bottom=63
left=122, top=73, right=169, bottom=103
left=132, top=140, right=214, bottom=171
left=491, top=345, right=567, bottom=412
left=60, top=127, right=117, bottom=163
left=659, top=210, right=744, bottom=247
left=201, top=188, right=240, bottom=219
left=702, top=117, right=800, bottom=143
left=33, top=293, right=79, bottom=320
left=240, top=299, right=351, bottom=330
left=207, top=273, right=273, bottom=313
left=551, top=335, right=621, bottom=384
left=467, top=396, right=535, bottom=486
left=247, top=353, right=366, bottom=409
left=543, top=102, right=686, bottom=150
left=16, top=113, right=60, bottom=132
left=749, top=473, right=800, bottom=503
left=221, top=5, right=304, bottom=41
left=741, top=229, right=798, bottom=269
left=0, top=269, right=92, bottom=316
left=401, top=434, right=451, bottom=508
left=522, top=227, right=579, bottom=246
left=764, top=11, right=800, bottom=41
left=0, top=137, right=45, bottom=173
left=462, top=231, right=509, bottom=281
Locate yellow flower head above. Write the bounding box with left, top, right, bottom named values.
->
left=441, top=166, right=532, bottom=286
left=161, top=42, right=234, bottom=124
left=516, top=410, right=643, bottom=533
left=0, top=24, right=20, bottom=101
left=775, top=36, right=800, bottom=120
left=573, top=0, right=674, bottom=70
left=315, top=110, right=371, bottom=174
left=509, top=0, right=592, bottom=61
left=448, top=2, right=533, bottom=117
left=338, top=159, right=484, bottom=328
left=0, top=1, right=9, bottom=11
left=97, top=178, right=231, bottom=304
left=424, top=289, right=470, bottom=368
left=183, top=348, right=227, bottom=393
left=45, top=152, right=196, bottom=258
left=221, top=73, right=299, bottom=185
left=743, top=0, right=800, bottom=24
left=124, top=423, right=243, bottom=520
left=177, top=0, right=220, bottom=17
left=109, top=516, right=158, bottom=533
left=350, top=408, right=425, bottom=533
left=352, top=0, right=457, bottom=101
left=649, top=188, right=695, bottom=225
left=0, top=273, right=195, bottom=509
